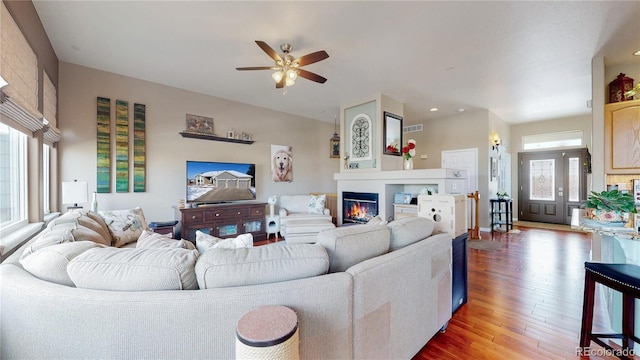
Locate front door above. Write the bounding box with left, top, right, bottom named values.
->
left=518, top=149, right=588, bottom=224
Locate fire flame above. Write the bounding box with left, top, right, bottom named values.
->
left=348, top=203, right=368, bottom=220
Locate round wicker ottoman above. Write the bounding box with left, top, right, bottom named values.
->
left=236, top=305, right=299, bottom=360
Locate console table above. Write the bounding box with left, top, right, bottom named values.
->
left=180, top=202, right=267, bottom=242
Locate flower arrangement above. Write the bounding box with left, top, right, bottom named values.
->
left=402, top=139, right=416, bottom=160
left=496, top=190, right=509, bottom=199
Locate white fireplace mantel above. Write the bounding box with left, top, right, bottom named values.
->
left=334, top=168, right=468, bottom=224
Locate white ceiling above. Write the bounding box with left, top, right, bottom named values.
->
left=32, top=1, right=640, bottom=125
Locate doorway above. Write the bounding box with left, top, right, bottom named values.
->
left=518, top=148, right=588, bottom=224
left=442, top=148, right=478, bottom=231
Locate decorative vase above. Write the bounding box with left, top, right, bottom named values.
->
left=404, top=158, right=413, bottom=170
left=583, top=208, right=628, bottom=227
left=91, top=192, right=98, bottom=212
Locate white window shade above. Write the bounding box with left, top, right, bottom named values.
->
left=43, top=71, right=57, bottom=128
left=1, top=2, right=38, bottom=113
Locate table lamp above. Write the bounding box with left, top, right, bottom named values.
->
left=62, top=180, right=88, bottom=209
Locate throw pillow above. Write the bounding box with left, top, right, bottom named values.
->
left=195, top=230, right=253, bottom=254
left=20, top=210, right=111, bottom=258
left=308, top=194, right=326, bottom=214
left=367, top=215, right=387, bottom=225
left=136, top=229, right=196, bottom=250
left=99, top=207, right=149, bottom=247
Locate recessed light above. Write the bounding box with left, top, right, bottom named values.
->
left=634, top=50, right=640, bottom=56
left=458, top=108, right=465, bottom=112
left=430, top=107, right=438, bottom=112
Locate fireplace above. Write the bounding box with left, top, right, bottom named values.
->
left=343, top=191, right=379, bottom=224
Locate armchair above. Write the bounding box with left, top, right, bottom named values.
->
left=279, top=194, right=334, bottom=243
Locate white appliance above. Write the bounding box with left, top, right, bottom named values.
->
left=417, top=194, right=467, bottom=238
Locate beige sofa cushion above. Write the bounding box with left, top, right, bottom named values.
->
left=387, top=217, right=435, bottom=251
left=68, top=247, right=199, bottom=291
left=19, top=241, right=105, bottom=286
left=316, top=224, right=390, bottom=273
left=99, top=207, right=149, bottom=247
left=195, top=244, right=329, bottom=289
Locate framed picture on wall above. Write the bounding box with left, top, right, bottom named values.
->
left=491, top=157, right=498, bottom=181
left=383, top=112, right=402, bottom=156
left=185, top=114, right=214, bottom=134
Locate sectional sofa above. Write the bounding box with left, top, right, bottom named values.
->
left=0, top=209, right=452, bottom=359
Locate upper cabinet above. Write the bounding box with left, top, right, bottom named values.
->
left=605, top=99, right=640, bottom=174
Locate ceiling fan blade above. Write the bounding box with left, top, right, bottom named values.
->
left=236, top=66, right=275, bottom=71
left=295, top=50, right=329, bottom=66
left=297, top=69, right=327, bottom=84
left=255, top=41, right=282, bottom=62
left=276, top=77, right=285, bottom=88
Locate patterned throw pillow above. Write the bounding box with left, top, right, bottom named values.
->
left=308, top=194, right=326, bottom=214
left=99, top=207, right=149, bottom=247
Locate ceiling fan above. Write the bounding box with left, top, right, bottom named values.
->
left=236, top=41, right=329, bottom=89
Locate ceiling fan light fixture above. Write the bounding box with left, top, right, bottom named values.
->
left=286, top=69, right=298, bottom=81
left=285, top=77, right=296, bottom=87
left=272, top=71, right=284, bottom=83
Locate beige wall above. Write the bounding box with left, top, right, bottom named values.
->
left=411, top=109, right=496, bottom=228
left=58, top=62, right=338, bottom=221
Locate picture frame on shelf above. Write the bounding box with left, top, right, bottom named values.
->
left=185, top=114, right=213, bottom=134
left=383, top=111, right=402, bottom=156
left=227, top=130, right=235, bottom=139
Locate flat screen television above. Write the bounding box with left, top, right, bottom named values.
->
left=186, top=161, right=256, bottom=205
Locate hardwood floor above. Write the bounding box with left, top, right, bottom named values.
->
left=414, top=226, right=639, bottom=360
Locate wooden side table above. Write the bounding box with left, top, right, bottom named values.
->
left=149, top=221, right=178, bottom=238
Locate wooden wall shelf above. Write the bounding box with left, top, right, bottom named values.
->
left=179, top=132, right=254, bottom=144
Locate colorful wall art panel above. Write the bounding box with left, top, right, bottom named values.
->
left=96, top=97, right=111, bottom=193
left=115, top=100, right=129, bottom=192
left=133, top=103, right=146, bottom=192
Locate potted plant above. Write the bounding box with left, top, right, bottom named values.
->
left=581, top=190, right=637, bottom=226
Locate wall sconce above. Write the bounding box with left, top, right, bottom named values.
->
left=491, top=135, right=501, bottom=152
left=62, top=180, right=88, bottom=209
left=329, top=116, right=340, bottom=158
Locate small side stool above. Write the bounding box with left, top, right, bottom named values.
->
left=236, top=305, right=299, bottom=360
left=580, top=262, right=640, bottom=358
